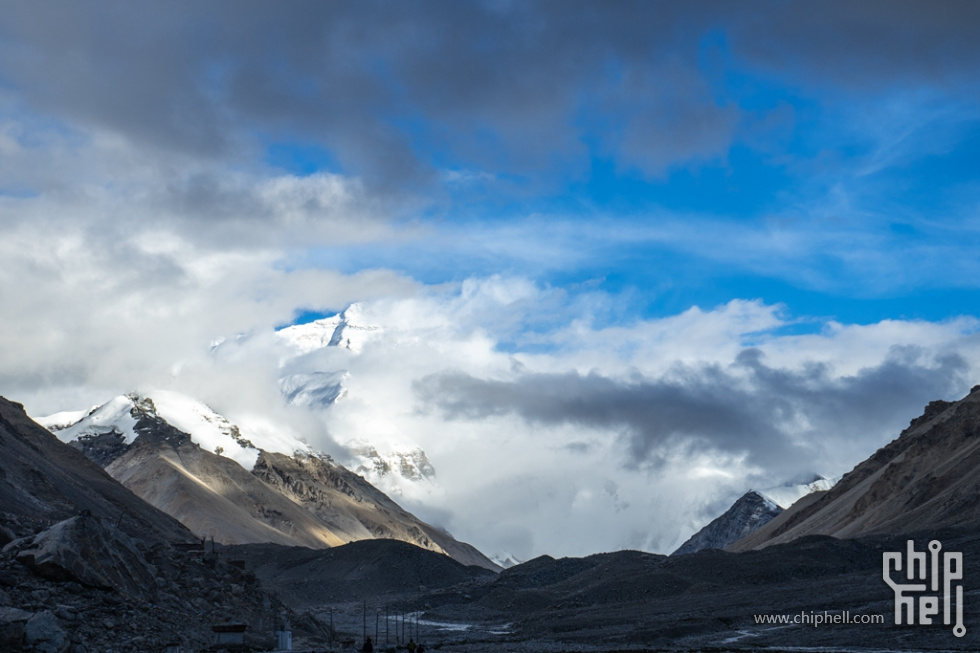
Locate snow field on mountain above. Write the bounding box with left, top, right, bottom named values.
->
left=148, top=390, right=263, bottom=470
left=50, top=395, right=140, bottom=444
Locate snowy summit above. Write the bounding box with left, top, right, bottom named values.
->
left=277, top=304, right=383, bottom=354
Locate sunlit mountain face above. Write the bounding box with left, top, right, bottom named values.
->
left=4, top=1, right=980, bottom=561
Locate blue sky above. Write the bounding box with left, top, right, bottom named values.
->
left=2, top=1, right=980, bottom=556
left=248, top=6, right=980, bottom=329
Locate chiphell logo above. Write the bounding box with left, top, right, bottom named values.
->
left=883, top=540, right=965, bottom=637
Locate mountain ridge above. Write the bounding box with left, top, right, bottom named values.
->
left=0, top=395, right=192, bottom=545
left=38, top=390, right=498, bottom=570
left=729, top=386, right=980, bottom=551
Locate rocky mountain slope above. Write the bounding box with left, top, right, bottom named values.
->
left=0, top=395, right=333, bottom=651
left=41, top=391, right=497, bottom=570
left=672, top=491, right=782, bottom=555
left=0, top=396, right=189, bottom=546
left=730, top=386, right=980, bottom=551
left=253, top=450, right=490, bottom=568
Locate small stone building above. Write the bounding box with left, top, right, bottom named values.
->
left=211, top=622, right=247, bottom=651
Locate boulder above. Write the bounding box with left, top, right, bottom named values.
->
left=0, top=606, right=32, bottom=648
left=0, top=524, right=15, bottom=547
left=25, top=610, right=69, bottom=653
left=16, top=515, right=156, bottom=599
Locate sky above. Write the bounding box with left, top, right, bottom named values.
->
left=2, top=1, right=980, bottom=559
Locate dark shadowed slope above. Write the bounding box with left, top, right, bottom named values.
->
left=0, top=396, right=191, bottom=544
left=0, top=395, right=337, bottom=650
left=226, top=539, right=496, bottom=608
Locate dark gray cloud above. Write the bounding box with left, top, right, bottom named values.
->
left=735, top=1, right=980, bottom=90
left=414, top=345, right=970, bottom=473
left=3, top=1, right=973, bottom=192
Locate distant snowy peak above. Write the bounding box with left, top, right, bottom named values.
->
left=277, top=303, right=383, bottom=354
left=38, top=390, right=311, bottom=472
left=345, top=440, right=442, bottom=502
left=672, top=491, right=783, bottom=556
left=671, top=474, right=840, bottom=556
left=491, top=552, right=525, bottom=569
left=759, top=473, right=839, bottom=509
left=350, top=444, right=436, bottom=482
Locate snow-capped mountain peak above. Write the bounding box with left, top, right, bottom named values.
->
left=672, top=490, right=782, bottom=556
left=670, top=473, right=840, bottom=556
left=277, top=303, right=383, bottom=354
left=28, top=389, right=498, bottom=571
left=43, top=395, right=142, bottom=445
left=491, top=552, right=525, bottom=569
left=38, top=390, right=311, bottom=472
left=142, top=391, right=263, bottom=470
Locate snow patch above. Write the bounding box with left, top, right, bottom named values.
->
left=34, top=407, right=97, bottom=432
left=147, top=390, right=262, bottom=471
left=47, top=396, right=140, bottom=445
left=490, top=552, right=524, bottom=569
left=345, top=436, right=443, bottom=503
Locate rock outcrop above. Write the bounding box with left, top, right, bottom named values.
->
left=12, top=516, right=156, bottom=599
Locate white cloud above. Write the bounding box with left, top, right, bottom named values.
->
left=250, top=284, right=979, bottom=558
left=5, top=156, right=979, bottom=557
